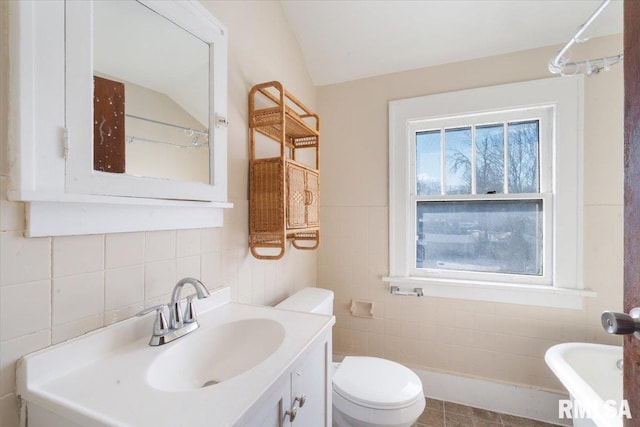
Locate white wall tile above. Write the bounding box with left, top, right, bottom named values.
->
left=52, top=272, right=104, bottom=326
left=105, top=265, right=144, bottom=310
left=0, top=393, right=19, bottom=427
left=251, top=261, right=266, bottom=305
left=177, top=229, right=201, bottom=258
left=105, top=232, right=144, bottom=269
left=0, top=280, right=50, bottom=341
left=144, top=260, right=176, bottom=300
left=176, top=256, right=201, bottom=281
left=105, top=304, right=142, bottom=326
left=0, top=232, right=50, bottom=286
left=0, top=329, right=50, bottom=395
left=145, top=230, right=176, bottom=262
left=52, top=314, right=104, bottom=345
left=201, top=251, right=221, bottom=289
left=53, top=235, right=104, bottom=278
left=220, top=249, right=241, bottom=286
left=222, top=201, right=248, bottom=249
left=0, top=200, right=24, bottom=232
left=201, top=227, right=221, bottom=252
left=237, top=259, right=253, bottom=304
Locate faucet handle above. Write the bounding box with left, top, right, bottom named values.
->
left=183, top=295, right=198, bottom=324
left=136, top=304, right=168, bottom=317
left=170, top=301, right=183, bottom=329
left=136, top=304, right=169, bottom=336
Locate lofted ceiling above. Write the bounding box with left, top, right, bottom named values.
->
left=280, top=0, right=623, bottom=86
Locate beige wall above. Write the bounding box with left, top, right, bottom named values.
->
left=317, top=34, right=624, bottom=392
left=0, top=2, right=316, bottom=425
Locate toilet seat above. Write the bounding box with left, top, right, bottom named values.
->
left=333, top=357, right=423, bottom=410
left=332, top=388, right=425, bottom=427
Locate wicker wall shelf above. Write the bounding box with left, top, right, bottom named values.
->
left=249, top=81, right=320, bottom=260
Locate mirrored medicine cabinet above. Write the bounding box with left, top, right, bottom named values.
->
left=7, top=0, right=231, bottom=237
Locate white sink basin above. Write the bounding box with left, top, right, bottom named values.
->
left=147, top=318, right=285, bottom=392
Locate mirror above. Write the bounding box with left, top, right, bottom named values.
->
left=92, top=0, right=210, bottom=184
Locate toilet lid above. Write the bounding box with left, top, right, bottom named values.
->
left=333, top=357, right=423, bottom=410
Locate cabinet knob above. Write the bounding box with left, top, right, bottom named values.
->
left=285, top=407, right=297, bottom=422
left=294, top=394, right=307, bottom=408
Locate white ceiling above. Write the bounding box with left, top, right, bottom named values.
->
left=280, top=0, right=623, bottom=86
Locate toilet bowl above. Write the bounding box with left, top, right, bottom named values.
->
left=276, top=288, right=426, bottom=427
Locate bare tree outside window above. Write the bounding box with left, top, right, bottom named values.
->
left=476, top=124, right=504, bottom=194
left=508, top=121, right=539, bottom=193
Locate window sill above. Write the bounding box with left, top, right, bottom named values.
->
left=381, top=276, right=596, bottom=309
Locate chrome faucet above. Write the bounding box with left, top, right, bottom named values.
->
left=169, top=277, right=210, bottom=329
left=136, top=277, right=210, bottom=346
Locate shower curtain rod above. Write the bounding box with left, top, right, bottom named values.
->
left=548, top=0, right=623, bottom=76
left=125, top=114, right=208, bottom=136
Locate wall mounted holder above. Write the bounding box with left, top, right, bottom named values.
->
left=350, top=300, right=374, bottom=318
left=390, top=286, right=424, bottom=297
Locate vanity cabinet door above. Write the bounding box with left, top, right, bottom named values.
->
left=243, top=377, right=290, bottom=427
left=290, top=341, right=327, bottom=427
left=243, top=332, right=331, bottom=427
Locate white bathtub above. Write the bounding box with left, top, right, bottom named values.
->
left=545, top=343, right=623, bottom=427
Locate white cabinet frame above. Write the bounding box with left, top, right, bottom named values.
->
left=6, top=0, right=231, bottom=237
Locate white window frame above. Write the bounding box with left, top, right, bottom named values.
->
left=385, top=76, right=595, bottom=309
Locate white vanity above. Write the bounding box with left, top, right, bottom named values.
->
left=17, top=287, right=334, bottom=427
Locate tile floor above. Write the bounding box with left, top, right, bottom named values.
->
left=413, top=399, right=565, bottom=427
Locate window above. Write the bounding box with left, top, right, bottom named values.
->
left=410, top=108, right=552, bottom=285
left=387, top=77, right=594, bottom=308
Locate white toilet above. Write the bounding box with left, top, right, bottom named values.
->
left=276, top=288, right=426, bottom=427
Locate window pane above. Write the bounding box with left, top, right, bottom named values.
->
left=416, top=200, right=543, bottom=276
left=416, top=131, right=441, bottom=195
left=475, top=124, right=504, bottom=194
left=508, top=121, right=539, bottom=193
left=445, top=127, right=472, bottom=194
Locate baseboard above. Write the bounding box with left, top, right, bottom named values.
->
left=333, top=353, right=571, bottom=426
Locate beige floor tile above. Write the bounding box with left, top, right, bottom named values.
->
left=471, top=407, right=502, bottom=423
left=501, top=412, right=534, bottom=426
left=420, top=408, right=445, bottom=427
left=473, top=418, right=503, bottom=427
left=445, top=401, right=474, bottom=417
left=445, top=412, right=474, bottom=427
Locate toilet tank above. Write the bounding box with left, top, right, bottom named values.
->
left=275, top=287, right=334, bottom=315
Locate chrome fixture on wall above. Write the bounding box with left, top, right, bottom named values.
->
left=136, top=277, right=211, bottom=346
left=390, top=286, right=424, bottom=297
